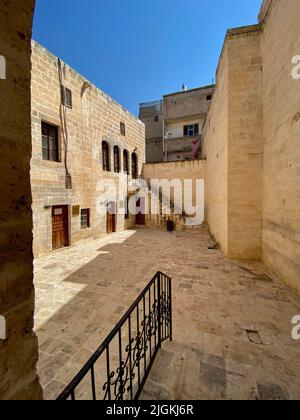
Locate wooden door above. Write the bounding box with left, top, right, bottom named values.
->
left=136, top=198, right=146, bottom=225
left=107, top=202, right=116, bottom=234
left=52, top=205, right=69, bottom=250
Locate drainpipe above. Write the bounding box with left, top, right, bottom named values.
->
left=58, top=58, right=72, bottom=189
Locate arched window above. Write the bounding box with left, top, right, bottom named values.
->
left=123, top=150, right=129, bottom=175
left=102, top=141, right=110, bottom=171
left=131, top=153, right=138, bottom=180
left=114, top=146, right=120, bottom=173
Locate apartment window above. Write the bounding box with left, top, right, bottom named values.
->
left=183, top=124, right=199, bottom=137
left=114, top=146, right=120, bottom=173
left=132, top=153, right=138, bottom=180
left=155, top=116, right=159, bottom=122
left=81, top=209, right=90, bottom=229
left=61, top=85, right=72, bottom=108
left=120, top=122, right=126, bottom=136
left=102, top=141, right=110, bottom=171
left=42, top=122, right=59, bottom=162
left=206, top=94, right=212, bottom=101
left=123, top=149, right=129, bottom=174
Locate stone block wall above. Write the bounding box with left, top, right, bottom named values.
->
left=259, top=0, right=300, bottom=293
left=204, top=0, right=300, bottom=292
left=31, top=42, right=145, bottom=256
left=204, top=43, right=229, bottom=254
left=227, top=26, right=263, bottom=260
left=143, top=160, right=206, bottom=227
left=0, top=0, right=42, bottom=400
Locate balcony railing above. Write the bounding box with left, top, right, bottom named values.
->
left=57, top=272, right=172, bottom=401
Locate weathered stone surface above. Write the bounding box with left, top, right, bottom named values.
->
left=31, top=41, right=145, bottom=257
left=257, top=382, right=290, bottom=401
left=0, top=0, right=42, bottom=400
left=33, top=228, right=300, bottom=400
left=204, top=0, right=300, bottom=294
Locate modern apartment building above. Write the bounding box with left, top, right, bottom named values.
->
left=139, top=85, right=214, bottom=163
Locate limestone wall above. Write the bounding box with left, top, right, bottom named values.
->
left=143, top=160, right=206, bottom=184
left=204, top=44, right=229, bottom=254
left=259, top=0, right=300, bottom=293
left=205, top=26, right=263, bottom=259
left=227, top=26, right=263, bottom=260
left=204, top=0, right=300, bottom=292
left=31, top=42, right=145, bottom=256
left=143, top=160, right=206, bottom=225
left=0, top=0, right=42, bottom=400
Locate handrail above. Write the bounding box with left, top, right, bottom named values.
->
left=57, top=271, right=172, bottom=401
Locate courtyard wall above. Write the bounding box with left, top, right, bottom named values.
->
left=204, top=0, right=300, bottom=292
left=259, top=0, right=300, bottom=293
left=31, top=42, right=145, bottom=257
left=0, top=0, right=42, bottom=400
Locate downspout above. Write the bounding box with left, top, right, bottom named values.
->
left=58, top=58, right=72, bottom=189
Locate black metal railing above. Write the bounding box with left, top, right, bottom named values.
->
left=57, top=272, right=172, bottom=401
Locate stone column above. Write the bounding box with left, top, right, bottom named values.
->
left=0, top=0, right=43, bottom=400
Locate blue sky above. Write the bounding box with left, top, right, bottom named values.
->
left=33, top=0, right=262, bottom=115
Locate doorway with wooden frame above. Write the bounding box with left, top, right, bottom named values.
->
left=106, top=202, right=116, bottom=234
left=52, top=205, right=69, bottom=250
left=136, top=198, right=146, bottom=226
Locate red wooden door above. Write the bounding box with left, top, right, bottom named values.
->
left=52, top=205, right=69, bottom=250
left=136, top=198, right=146, bottom=225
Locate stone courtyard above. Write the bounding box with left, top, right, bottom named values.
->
left=34, top=227, right=300, bottom=400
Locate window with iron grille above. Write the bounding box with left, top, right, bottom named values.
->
left=120, top=122, right=126, bottom=136
left=42, top=122, right=59, bottom=162
left=81, top=209, right=90, bottom=229
left=183, top=124, right=199, bottom=137
left=102, top=141, right=110, bottom=171
left=61, top=85, right=72, bottom=108
left=114, top=146, right=120, bottom=173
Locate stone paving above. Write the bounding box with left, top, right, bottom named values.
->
left=34, top=227, right=300, bottom=400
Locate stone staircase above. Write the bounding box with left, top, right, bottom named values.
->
left=144, top=182, right=186, bottom=231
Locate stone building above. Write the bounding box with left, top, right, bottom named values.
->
left=1, top=0, right=300, bottom=401
left=139, top=100, right=164, bottom=164
left=31, top=41, right=145, bottom=257
left=139, top=85, right=214, bottom=163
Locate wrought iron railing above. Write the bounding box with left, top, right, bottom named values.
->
left=57, top=272, right=172, bottom=401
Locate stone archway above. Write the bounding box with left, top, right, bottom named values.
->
left=0, top=1, right=42, bottom=400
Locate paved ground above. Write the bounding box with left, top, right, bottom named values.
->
left=34, top=227, right=300, bottom=400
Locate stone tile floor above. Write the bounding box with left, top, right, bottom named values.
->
left=34, top=227, right=300, bottom=400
